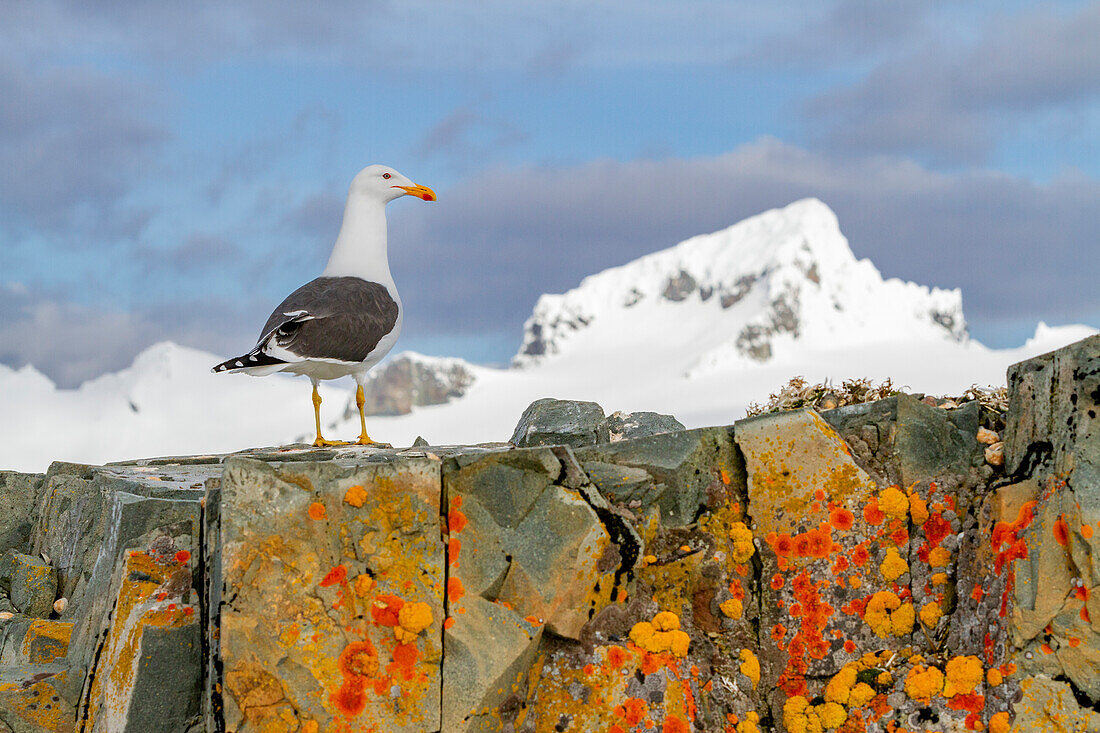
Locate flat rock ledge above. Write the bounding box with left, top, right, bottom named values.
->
left=0, top=334, right=1096, bottom=732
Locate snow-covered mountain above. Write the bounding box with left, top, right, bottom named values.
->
left=516, top=198, right=966, bottom=375
left=1, top=199, right=1095, bottom=473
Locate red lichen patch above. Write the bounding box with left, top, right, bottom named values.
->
left=614, top=697, right=648, bottom=726
left=443, top=617, right=455, bottom=630
left=332, top=679, right=367, bottom=717
left=773, top=534, right=794, bottom=557
left=771, top=574, right=785, bottom=590
left=889, top=526, right=909, bottom=546
left=923, top=513, right=951, bottom=548
left=307, top=502, right=327, bottom=520
left=391, top=642, right=418, bottom=671
left=607, top=646, right=630, bottom=671
left=174, top=550, right=191, bottom=564
left=807, top=526, right=834, bottom=558
left=1069, top=636, right=1081, bottom=647
left=851, top=545, right=870, bottom=567
left=320, top=565, right=348, bottom=588
left=1053, top=515, right=1070, bottom=546
left=771, top=624, right=787, bottom=642
left=1074, top=586, right=1090, bottom=602
left=1041, top=643, right=1054, bottom=654
left=832, top=555, right=850, bottom=575
left=370, top=595, right=404, bottom=626
left=663, top=716, right=690, bottom=733
left=794, top=535, right=811, bottom=557
left=863, top=498, right=885, bottom=526
left=830, top=508, right=855, bottom=531
left=338, top=640, right=379, bottom=679
left=447, top=577, right=465, bottom=603
left=448, top=537, right=461, bottom=566
left=448, top=508, right=468, bottom=534
left=971, top=586, right=984, bottom=601
left=844, top=640, right=856, bottom=653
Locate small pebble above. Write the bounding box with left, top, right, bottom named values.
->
left=985, top=442, right=1005, bottom=466
left=977, top=427, right=1000, bottom=445
left=53, top=598, right=68, bottom=614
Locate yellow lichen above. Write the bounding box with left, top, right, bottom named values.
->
left=864, top=591, right=915, bottom=638
left=878, top=486, right=909, bottom=519
left=824, top=665, right=857, bottom=704
left=783, top=696, right=811, bottom=733
left=643, top=554, right=657, bottom=564
left=904, top=664, right=944, bottom=702
left=989, top=711, right=1010, bottom=733
left=931, top=572, right=949, bottom=586
left=343, top=484, right=367, bottom=507
left=919, top=601, right=943, bottom=628
left=729, top=522, right=756, bottom=564
left=986, top=668, right=1003, bottom=686
left=927, top=546, right=951, bottom=567
left=736, top=711, right=761, bottom=733
left=848, top=682, right=875, bottom=708
left=720, top=598, right=743, bottom=620
left=879, top=547, right=909, bottom=582
left=817, top=701, right=847, bottom=729
left=629, top=613, right=691, bottom=657
left=393, top=601, right=433, bottom=643
left=653, top=611, right=680, bottom=631
left=908, top=491, right=929, bottom=525
left=875, top=671, right=893, bottom=686
left=943, top=655, right=983, bottom=698
left=353, top=574, right=375, bottom=597
left=739, top=649, right=760, bottom=689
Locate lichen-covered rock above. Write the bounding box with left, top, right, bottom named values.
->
left=509, top=398, right=609, bottom=448
left=8, top=554, right=57, bottom=619
left=606, top=411, right=685, bottom=441
left=0, top=334, right=1094, bottom=732
left=214, top=456, right=445, bottom=732
left=0, top=472, right=42, bottom=554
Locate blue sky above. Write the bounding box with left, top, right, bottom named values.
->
left=1, top=1, right=1098, bottom=386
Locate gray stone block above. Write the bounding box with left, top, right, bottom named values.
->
left=606, top=410, right=685, bottom=441
left=9, top=553, right=56, bottom=619
left=509, top=398, right=609, bottom=448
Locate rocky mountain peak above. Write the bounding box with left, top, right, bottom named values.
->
left=514, top=199, right=967, bottom=370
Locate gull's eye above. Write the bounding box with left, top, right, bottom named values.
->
left=382, top=173, right=391, bottom=179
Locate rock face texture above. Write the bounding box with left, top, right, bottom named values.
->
left=0, top=334, right=1095, bottom=731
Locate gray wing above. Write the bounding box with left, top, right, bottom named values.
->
left=258, top=277, right=399, bottom=363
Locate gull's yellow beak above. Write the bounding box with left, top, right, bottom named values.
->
left=395, top=184, right=436, bottom=201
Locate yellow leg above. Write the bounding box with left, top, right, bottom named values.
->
left=354, top=385, right=376, bottom=445
left=312, top=384, right=349, bottom=447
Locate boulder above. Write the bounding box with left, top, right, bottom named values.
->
left=8, top=554, right=56, bottom=619
left=509, top=398, right=609, bottom=448
left=606, top=410, right=685, bottom=441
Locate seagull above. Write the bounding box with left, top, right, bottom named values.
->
left=213, top=165, right=435, bottom=447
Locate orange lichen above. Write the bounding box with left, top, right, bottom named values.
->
left=1083, top=524, right=1094, bottom=539
left=174, top=550, right=191, bottom=564
left=370, top=594, right=404, bottom=626
left=824, top=664, right=858, bottom=704
left=447, top=577, right=465, bottom=603
left=1053, top=515, right=1069, bottom=546
left=851, top=545, right=870, bottom=567
left=343, top=484, right=367, bottom=507
left=829, top=507, right=855, bottom=531
left=771, top=574, right=785, bottom=590
left=986, top=668, right=1003, bottom=686
left=320, top=565, right=347, bottom=588
left=448, top=508, right=468, bottom=534
left=863, top=498, right=885, bottom=526
left=307, top=501, right=327, bottom=520
left=988, top=711, right=1010, bottom=733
